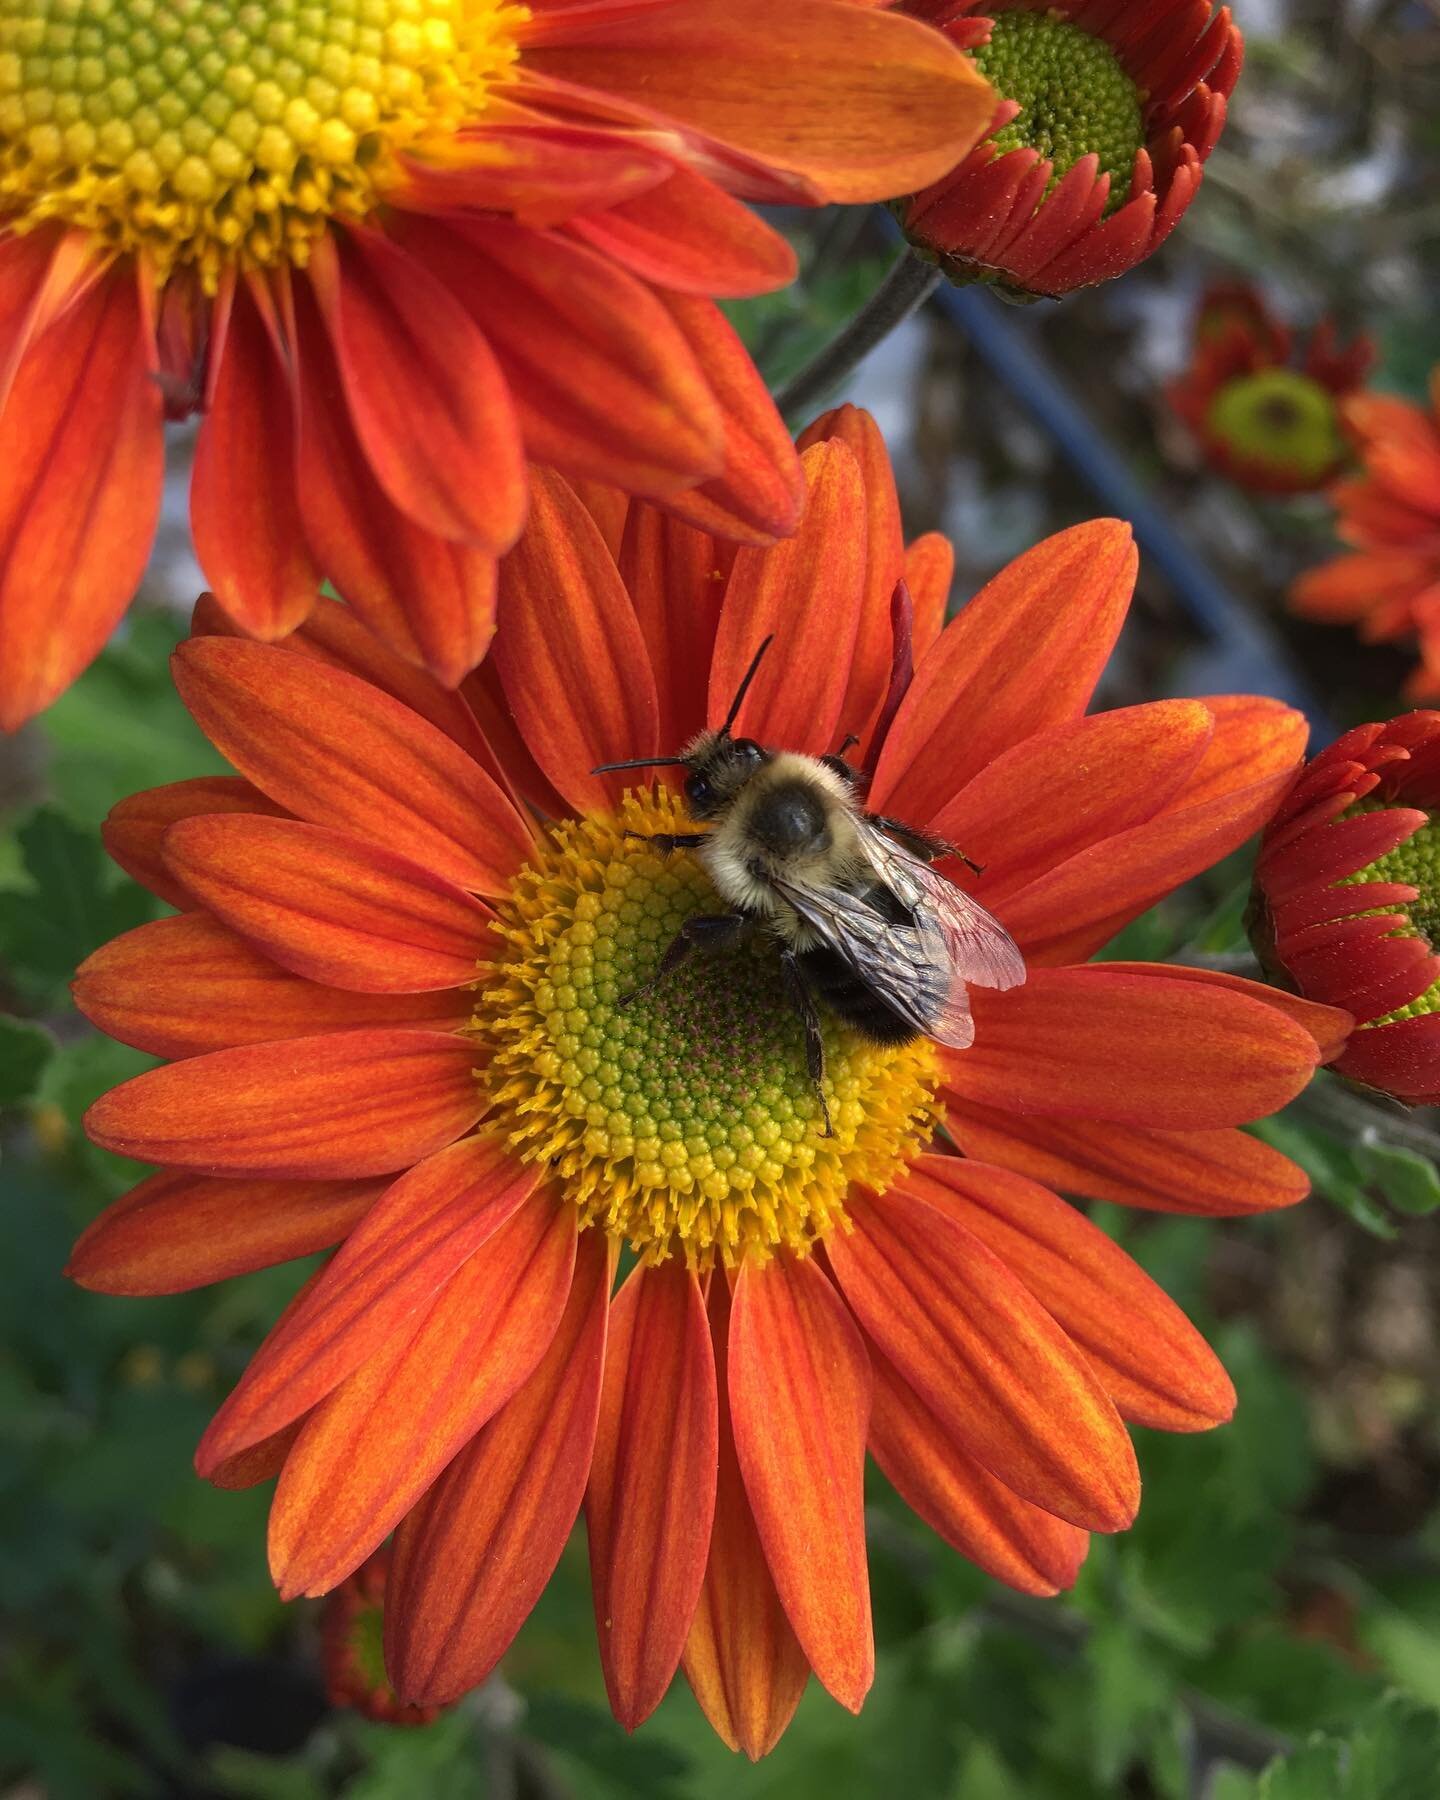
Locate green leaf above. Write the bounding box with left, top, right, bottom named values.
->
left=1354, top=1136, right=1440, bottom=1217
left=1248, top=1115, right=1397, bottom=1239
left=0, top=1014, right=56, bottom=1107
left=1254, top=1693, right=1440, bottom=1799
left=0, top=806, right=153, bottom=1005
left=40, top=609, right=225, bottom=823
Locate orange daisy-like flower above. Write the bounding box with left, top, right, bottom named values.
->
left=1250, top=711, right=1440, bottom=1106
left=1168, top=283, right=1376, bottom=495
left=1290, top=371, right=1440, bottom=700
left=898, top=0, right=1241, bottom=300
left=71, top=408, right=1343, bottom=1756
left=0, top=0, right=993, bottom=730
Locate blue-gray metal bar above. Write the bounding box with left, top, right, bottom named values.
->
left=927, top=278, right=1334, bottom=740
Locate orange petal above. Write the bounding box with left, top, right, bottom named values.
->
left=307, top=229, right=525, bottom=549
left=586, top=1258, right=718, bottom=1729
left=646, top=294, right=804, bottom=545
left=67, top=1170, right=383, bottom=1295
left=796, top=404, right=904, bottom=751
left=391, top=116, right=671, bottom=225
left=0, top=225, right=102, bottom=408
left=946, top=965, right=1323, bottom=1130
left=570, top=164, right=796, bottom=297
left=941, top=1100, right=1311, bottom=1217
left=386, top=1229, right=614, bottom=1703
left=618, top=504, right=728, bottom=750
left=867, top=1347, right=1088, bottom=1596
left=0, top=267, right=161, bottom=729
left=493, top=467, right=660, bottom=810
left=162, top=815, right=491, bottom=993
left=191, top=278, right=319, bottom=639
left=904, top=532, right=953, bottom=661
left=683, top=1276, right=809, bottom=1760
left=72, top=913, right=467, bottom=1058
left=709, top=438, right=867, bottom=755
left=103, top=776, right=289, bottom=909
left=269, top=1192, right=577, bottom=1597
left=870, top=521, right=1136, bottom=822
left=288, top=279, right=502, bottom=686
left=829, top=1187, right=1138, bottom=1532
left=171, top=637, right=533, bottom=896
left=1000, top=694, right=1308, bottom=965
left=909, top=1155, right=1235, bottom=1432
left=397, top=212, right=724, bottom=495
left=86, top=1029, right=483, bottom=1179
left=1099, top=961, right=1350, bottom=1065
left=935, top=701, right=1214, bottom=901
left=729, top=1253, right=873, bottom=1712
left=209, top=1420, right=305, bottom=1491
left=524, top=0, right=995, bottom=203
left=195, top=1134, right=538, bottom=1471
left=253, top=594, right=499, bottom=770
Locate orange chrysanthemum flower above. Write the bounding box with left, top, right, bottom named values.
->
left=1168, top=283, right=1375, bottom=495
left=898, top=0, right=1241, bottom=300
left=0, top=0, right=994, bottom=729
left=71, top=408, right=1344, bottom=1756
left=1290, top=371, right=1440, bottom=700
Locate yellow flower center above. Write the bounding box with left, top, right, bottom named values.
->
left=0, top=0, right=526, bottom=289
left=1206, top=369, right=1344, bottom=485
left=475, top=789, right=943, bottom=1269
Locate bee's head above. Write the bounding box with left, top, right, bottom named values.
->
left=591, top=637, right=775, bottom=816
left=673, top=732, right=769, bottom=820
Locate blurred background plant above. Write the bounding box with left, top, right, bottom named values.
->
left=6, top=0, right=1440, bottom=1794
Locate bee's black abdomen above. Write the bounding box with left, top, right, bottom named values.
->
left=796, top=945, right=918, bottom=1045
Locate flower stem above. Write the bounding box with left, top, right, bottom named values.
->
left=775, top=246, right=942, bottom=420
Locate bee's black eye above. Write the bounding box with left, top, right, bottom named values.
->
left=685, top=770, right=715, bottom=810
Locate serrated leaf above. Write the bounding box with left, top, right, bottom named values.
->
left=0, top=807, right=153, bottom=1004
left=0, top=1014, right=56, bottom=1107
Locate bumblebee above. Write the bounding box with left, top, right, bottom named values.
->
left=595, top=639, right=1026, bottom=1133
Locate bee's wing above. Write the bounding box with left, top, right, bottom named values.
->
left=770, top=867, right=963, bottom=1043
left=861, top=826, right=1027, bottom=997
left=771, top=826, right=1026, bottom=1052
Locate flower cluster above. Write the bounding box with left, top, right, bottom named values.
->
left=1168, top=284, right=1376, bottom=494
left=3, top=0, right=1371, bottom=1765
left=70, top=413, right=1343, bottom=1753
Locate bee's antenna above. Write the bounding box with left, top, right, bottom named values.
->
left=719, top=634, right=774, bottom=737
left=590, top=755, right=687, bottom=774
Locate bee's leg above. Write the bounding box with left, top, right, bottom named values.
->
left=619, top=912, right=747, bottom=1005
left=623, top=830, right=709, bottom=855
left=866, top=812, right=984, bottom=874
left=821, top=739, right=867, bottom=793
left=778, top=947, right=834, bottom=1139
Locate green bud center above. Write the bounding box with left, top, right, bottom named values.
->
left=1205, top=369, right=1344, bottom=484
left=972, top=10, right=1144, bottom=214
